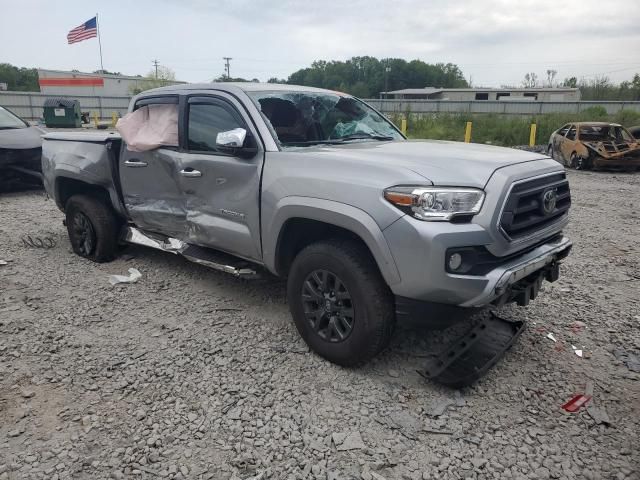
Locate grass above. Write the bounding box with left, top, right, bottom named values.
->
left=388, top=107, right=640, bottom=147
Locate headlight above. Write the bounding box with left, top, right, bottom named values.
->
left=384, top=186, right=485, bottom=221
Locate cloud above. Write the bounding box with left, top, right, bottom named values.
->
left=2, top=0, right=639, bottom=85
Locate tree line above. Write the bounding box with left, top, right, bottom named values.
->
left=519, top=69, right=640, bottom=101
left=2, top=60, right=640, bottom=101
left=279, top=57, right=469, bottom=97
left=0, top=63, right=39, bottom=91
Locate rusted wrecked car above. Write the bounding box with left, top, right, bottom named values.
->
left=547, top=122, right=640, bottom=170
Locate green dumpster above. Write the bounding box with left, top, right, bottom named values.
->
left=43, top=98, right=82, bottom=128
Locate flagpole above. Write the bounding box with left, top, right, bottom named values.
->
left=96, top=13, right=104, bottom=72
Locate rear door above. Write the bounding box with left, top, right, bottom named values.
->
left=119, top=95, right=187, bottom=238
left=177, top=93, right=264, bottom=260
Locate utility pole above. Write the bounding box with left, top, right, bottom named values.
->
left=223, top=57, right=232, bottom=80
left=384, top=64, right=391, bottom=98
left=152, top=59, right=159, bottom=79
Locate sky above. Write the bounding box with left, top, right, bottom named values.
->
left=2, top=0, right=640, bottom=87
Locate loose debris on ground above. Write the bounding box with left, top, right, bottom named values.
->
left=1, top=170, right=639, bottom=479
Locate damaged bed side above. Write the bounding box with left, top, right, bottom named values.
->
left=41, top=131, right=127, bottom=218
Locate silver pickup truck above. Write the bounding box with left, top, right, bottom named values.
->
left=42, top=83, right=572, bottom=366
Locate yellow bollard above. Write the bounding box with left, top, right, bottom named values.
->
left=401, top=116, right=407, bottom=136
left=111, top=112, right=118, bottom=128
left=464, top=122, right=472, bottom=143
left=529, top=123, right=537, bottom=147
left=93, top=112, right=99, bottom=128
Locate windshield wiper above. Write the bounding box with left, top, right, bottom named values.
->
left=281, top=133, right=395, bottom=147
left=334, top=133, right=395, bottom=142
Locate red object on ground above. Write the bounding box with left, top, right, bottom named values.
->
left=562, top=394, right=592, bottom=412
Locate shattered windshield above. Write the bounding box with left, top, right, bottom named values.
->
left=247, top=90, right=403, bottom=147
left=579, top=124, right=634, bottom=143
left=0, top=107, right=27, bottom=129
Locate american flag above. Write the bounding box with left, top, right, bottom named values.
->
left=67, top=17, right=98, bottom=44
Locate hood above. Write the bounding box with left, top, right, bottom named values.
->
left=0, top=125, right=45, bottom=150
left=292, top=139, right=547, bottom=188
left=583, top=140, right=640, bottom=158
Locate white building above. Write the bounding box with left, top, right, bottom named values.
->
left=37, top=69, right=185, bottom=97
left=382, top=87, right=581, bottom=102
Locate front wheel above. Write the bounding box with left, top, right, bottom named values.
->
left=547, top=144, right=554, bottom=160
left=286, top=239, right=395, bottom=366
left=65, top=194, right=120, bottom=263
left=570, top=152, right=590, bottom=170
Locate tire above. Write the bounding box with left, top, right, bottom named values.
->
left=547, top=144, right=554, bottom=160
left=286, top=239, right=395, bottom=366
left=571, top=152, right=590, bottom=170
left=65, top=194, right=120, bottom=263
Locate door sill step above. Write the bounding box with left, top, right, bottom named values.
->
left=123, top=227, right=258, bottom=278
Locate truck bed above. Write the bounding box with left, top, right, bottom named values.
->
left=41, top=130, right=124, bottom=213
left=42, top=131, right=122, bottom=143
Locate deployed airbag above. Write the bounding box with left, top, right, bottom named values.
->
left=116, top=104, right=178, bottom=152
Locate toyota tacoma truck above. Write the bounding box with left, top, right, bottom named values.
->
left=42, top=83, right=572, bottom=366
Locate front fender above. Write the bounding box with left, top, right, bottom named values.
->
left=263, top=196, right=402, bottom=286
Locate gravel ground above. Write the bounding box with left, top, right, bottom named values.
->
left=1, top=170, right=639, bottom=480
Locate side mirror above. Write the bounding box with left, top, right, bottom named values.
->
left=215, top=127, right=258, bottom=158
left=216, top=128, right=247, bottom=148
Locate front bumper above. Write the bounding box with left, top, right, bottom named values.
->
left=393, top=235, right=571, bottom=323
left=462, top=234, right=571, bottom=307
left=383, top=207, right=572, bottom=308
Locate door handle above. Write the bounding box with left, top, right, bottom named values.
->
left=124, top=159, right=148, bottom=167
left=179, top=168, right=202, bottom=178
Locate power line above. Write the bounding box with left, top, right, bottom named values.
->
left=223, top=57, right=232, bottom=79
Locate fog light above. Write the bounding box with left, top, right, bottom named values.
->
left=448, top=252, right=463, bottom=271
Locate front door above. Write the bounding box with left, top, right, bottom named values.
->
left=560, top=124, right=578, bottom=166
left=553, top=124, right=570, bottom=162
left=177, top=94, right=264, bottom=261
left=119, top=96, right=186, bottom=238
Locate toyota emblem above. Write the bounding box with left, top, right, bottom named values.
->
left=541, top=189, right=557, bottom=215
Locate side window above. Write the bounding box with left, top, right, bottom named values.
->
left=566, top=126, right=576, bottom=140
left=557, top=125, right=570, bottom=137
left=188, top=102, right=244, bottom=153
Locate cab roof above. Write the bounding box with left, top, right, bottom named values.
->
left=139, top=82, right=343, bottom=97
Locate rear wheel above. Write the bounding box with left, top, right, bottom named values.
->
left=65, top=194, right=120, bottom=262
left=286, top=239, right=395, bottom=366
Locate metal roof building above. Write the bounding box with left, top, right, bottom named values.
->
left=381, top=87, right=581, bottom=102
left=37, top=69, right=185, bottom=96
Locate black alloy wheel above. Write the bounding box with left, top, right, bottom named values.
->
left=65, top=194, right=120, bottom=263
left=71, top=211, right=96, bottom=256
left=302, top=269, right=355, bottom=343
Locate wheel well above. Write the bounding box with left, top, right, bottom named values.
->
left=56, top=177, right=111, bottom=211
left=275, top=218, right=376, bottom=277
